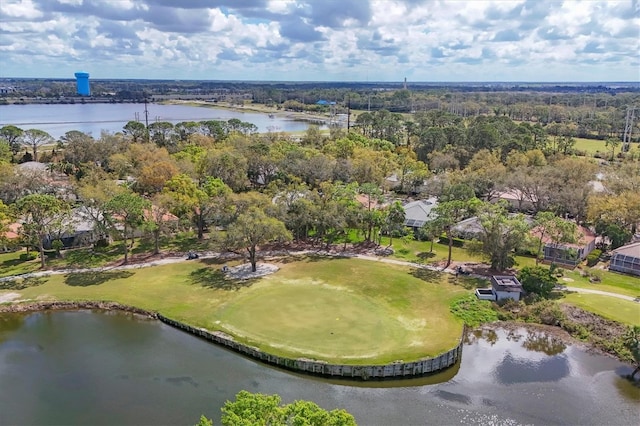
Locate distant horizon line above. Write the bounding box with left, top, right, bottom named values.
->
left=1, top=77, right=639, bottom=85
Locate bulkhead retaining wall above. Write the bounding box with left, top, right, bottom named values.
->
left=157, top=314, right=464, bottom=380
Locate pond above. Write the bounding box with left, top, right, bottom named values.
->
left=0, top=103, right=325, bottom=139
left=0, top=310, right=637, bottom=425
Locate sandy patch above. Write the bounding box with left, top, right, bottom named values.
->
left=561, top=277, right=574, bottom=282
left=224, top=263, right=279, bottom=280
left=0, top=292, right=21, bottom=303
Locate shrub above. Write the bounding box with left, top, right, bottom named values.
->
left=450, top=294, right=499, bottom=327
left=518, top=266, right=558, bottom=299
left=437, top=234, right=464, bottom=247
left=586, top=249, right=601, bottom=267
left=19, top=252, right=37, bottom=261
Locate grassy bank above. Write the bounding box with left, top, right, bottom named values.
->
left=2, top=256, right=467, bottom=364
left=561, top=293, right=639, bottom=326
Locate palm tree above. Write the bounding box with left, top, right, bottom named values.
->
left=623, top=325, right=640, bottom=380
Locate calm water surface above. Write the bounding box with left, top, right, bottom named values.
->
left=0, top=311, right=637, bottom=425
left=0, top=103, right=324, bottom=138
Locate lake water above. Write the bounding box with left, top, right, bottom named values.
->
left=0, top=103, right=325, bottom=139
left=0, top=311, right=637, bottom=425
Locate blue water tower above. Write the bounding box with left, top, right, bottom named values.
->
left=74, top=71, right=90, bottom=96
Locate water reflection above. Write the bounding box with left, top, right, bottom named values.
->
left=464, top=327, right=572, bottom=384
left=0, top=312, right=638, bottom=426
left=496, top=352, right=570, bottom=384
left=522, top=330, right=567, bottom=356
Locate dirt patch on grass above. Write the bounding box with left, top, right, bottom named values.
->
left=0, top=292, right=21, bottom=303
left=560, top=303, right=628, bottom=341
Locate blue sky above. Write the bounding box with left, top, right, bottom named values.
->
left=1, top=0, right=638, bottom=82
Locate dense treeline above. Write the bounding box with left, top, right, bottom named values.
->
left=1, top=106, right=639, bottom=272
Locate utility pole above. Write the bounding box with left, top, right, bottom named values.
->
left=622, top=106, right=637, bottom=152
left=143, top=94, right=150, bottom=143
left=144, top=96, right=149, bottom=128
left=347, top=95, right=350, bottom=131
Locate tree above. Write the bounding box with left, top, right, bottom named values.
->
left=218, top=390, right=356, bottom=426
left=623, top=326, right=640, bottom=380
left=76, top=178, right=126, bottom=247
left=0, top=139, right=11, bottom=163
left=21, top=129, right=54, bottom=162
left=384, top=200, right=406, bottom=247
left=164, top=174, right=232, bottom=240
left=16, top=194, right=68, bottom=268
left=0, top=124, right=24, bottom=156
left=358, top=183, right=383, bottom=242
left=148, top=121, right=175, bottom=148
left=123, top=121, right=148, bottom=143
left=532, top=212, right=578, bottom=265
left=143, top=193, right=177, bottom=255
left=605, top=137, right=621, bottom=161
left=431, top=198, right=480, bottom=267
left=104, top=191, right=151, bottom=263
left=135, top=160, right=179, bottom=195
left=476, top=202, right=530, bottom=271
left=0, top=199, right=14, bottom=251
left=517, top=266, right=558, bottom=298
left=198, top=147, right=249, bottom=192
left=225, top=207, right=291, bottom=272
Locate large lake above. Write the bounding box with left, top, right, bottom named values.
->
left=0, top=310, right=637, bottom=425
left=0, top=103, right=325, bottom=139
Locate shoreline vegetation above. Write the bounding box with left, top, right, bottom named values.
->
left=163, top=100, right=336, bottom=129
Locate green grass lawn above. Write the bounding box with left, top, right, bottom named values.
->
left=561, top=268, right=640, bottom=298
left=0, top=250, right=41, bottom=278
left=0, top=232, right=210, bottom=278
left=573, top=137, right=607, bottom=156
left=561, top=293, right=640, bottom=326
left=2, top=256, right=468, bottom=364
left=381, top=236, right=537, bottom=269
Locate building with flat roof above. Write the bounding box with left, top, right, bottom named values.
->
left=490, top=275, right=523, bottom=301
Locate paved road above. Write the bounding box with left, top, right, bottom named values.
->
left=1, top=250, right=636, bottom=304
left=562, top=286, right=637, bottom=302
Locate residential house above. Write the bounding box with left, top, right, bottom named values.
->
left=402, top=197, right=438, bottom=230
left=609, top=242, right=640, bottom=276
left=1, top=222, right=22, bottom=251
left=532, top=224, right=597, bottom=267
left=491, top=189, right=536, bottom=212
left=452, top=214, right=534, bottom=240
left=43, top=207, right=107, bottom=249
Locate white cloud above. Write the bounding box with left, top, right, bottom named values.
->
left=0, top=0, right=637, bottom=81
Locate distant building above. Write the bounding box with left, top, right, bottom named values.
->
left=609, top=242, right=640, bottom=276
left=74, top=71, right=90, bottom=96
left=402, top=198, right=438, bottom=230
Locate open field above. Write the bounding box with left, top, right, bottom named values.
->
left=561, top=293, right=640, bottom=326
left=2, top=256, right=467, bottom=364
left=573, top=137, right=608, bottom=155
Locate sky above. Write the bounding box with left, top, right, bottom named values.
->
left=1, top=0, right=639, bottom=82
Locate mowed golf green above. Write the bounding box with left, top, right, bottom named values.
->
left=3, top=256, right=467, bottom=364
left=215, top=257, right=467, bottom=363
